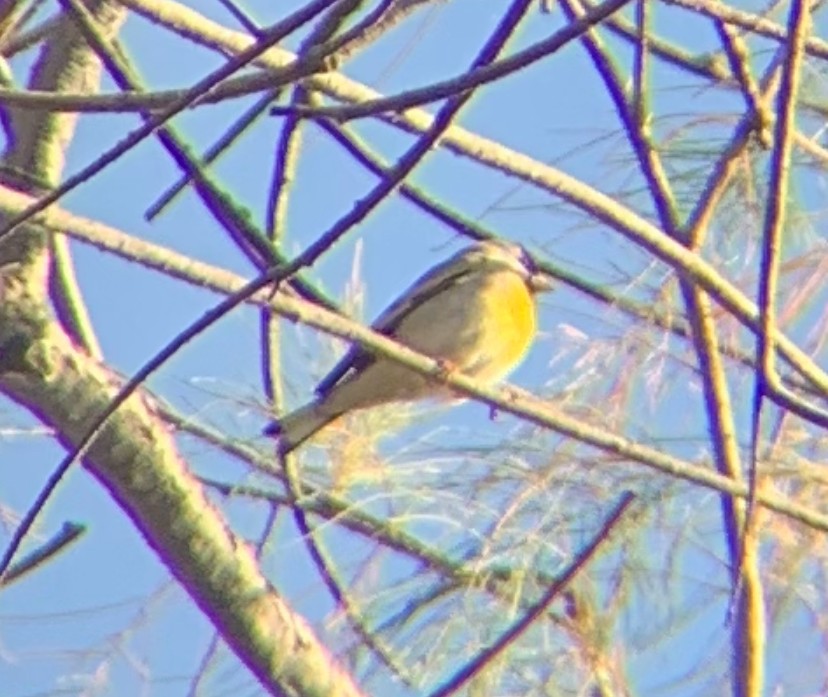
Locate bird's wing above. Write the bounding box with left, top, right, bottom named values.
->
left=314, top=252, right=473, bottom=397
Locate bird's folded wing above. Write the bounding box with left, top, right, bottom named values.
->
left=314, top=251, right=474, bottom=397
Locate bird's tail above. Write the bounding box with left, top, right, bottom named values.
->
left=264, top=403, right=341, bottom=455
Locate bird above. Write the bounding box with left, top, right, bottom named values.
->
left=265, top=239, right=553, bottom=454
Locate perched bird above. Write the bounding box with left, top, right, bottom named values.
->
left=266, top=239, right=553, bottom=454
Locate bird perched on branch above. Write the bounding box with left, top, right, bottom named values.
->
left=265, top=239, right=553, bottom=454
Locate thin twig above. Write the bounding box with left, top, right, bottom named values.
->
left=48, top=231, right=103, bottom=358
left=0, top=521, right=84, bottom=587
left=426, top=493, right=636, bottom=697
left=714, top=14, right=772, bottom=148
left=144, top=89, right=279, bottom=221
left=213, top=0, right=261, bottom=37
left=743, top=0, right=811, bottom=633
left=631, top=0, right=649, bottom=130
left=663, top=0, right=828, bottom=60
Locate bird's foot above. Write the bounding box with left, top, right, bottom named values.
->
left=434, top=357, right=458, bottom=382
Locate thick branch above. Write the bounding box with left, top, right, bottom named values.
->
left=0, top=284, right=365, bottom=697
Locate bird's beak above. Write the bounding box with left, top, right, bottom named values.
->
left=529, top=272, right=555, bottom=293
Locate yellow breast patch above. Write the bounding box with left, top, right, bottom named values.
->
left=473, top=271, right=536, bottom=382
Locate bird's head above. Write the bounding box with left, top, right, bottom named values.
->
left=466, top=239, right=555, bottom=293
